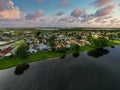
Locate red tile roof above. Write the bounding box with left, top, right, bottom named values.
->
left=0, top=47, right=13, bottom=55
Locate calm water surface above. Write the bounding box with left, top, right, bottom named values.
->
left=0, top=46, right=120, bottom=90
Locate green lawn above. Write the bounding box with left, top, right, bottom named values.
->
left=0, top=45, right=95, bottom=70
left=112, top=40, right=120, bottom=45
left=0, top=51, right=64, bottom=69
left=0, top=42, right=119, bottom=70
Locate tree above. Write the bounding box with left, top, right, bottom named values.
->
left=107, top=34, right=114, bottom=40
left=90, top=37, right=109, bottom=49
left=36, top=31, right=41, bottom=37
left=56, top=47, right=67, bottom=53
left=76, top=35, right=82, bottom=39
left=71, top=44, right=80, bottom=51
left=117, top=33, right=120, bottom=38
left=49, top=35, right=56, bottom=48
left=15, top=42, right=29, bottom=59
left=87, top=35, right=92, bottom=41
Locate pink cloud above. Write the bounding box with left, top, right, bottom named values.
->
left=0, top=0, right=9, bottom=11
left=0, top=0, right=22, bottom=19
left=94, top=16, right=112, bottom=23
left=95, top=5, right=115, bottom=17
left=93, top=0, right=113, bottom=7
left=111, top=18, right=120, bottom=24
left=59, top=16, right=71, bottom=22
left=78, top=5, right=115, bottom=23
left=71, top=8, right=86, bottom=18
left=26, top=10, right=44, bottom=20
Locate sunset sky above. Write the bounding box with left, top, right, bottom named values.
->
left=0, top=0, right=120, bottom=27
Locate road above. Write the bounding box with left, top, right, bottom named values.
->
left=0, top=39, right=23, bottom=49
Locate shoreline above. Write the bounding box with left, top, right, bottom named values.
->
left=0, top=42, right=119, bottom=70
left=0, top=45, right=94, bottom=70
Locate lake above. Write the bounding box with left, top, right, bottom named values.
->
left=0, top=46, right=120, bottom=90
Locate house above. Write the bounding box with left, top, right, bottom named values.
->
left=74, top=40, right=86, bottom=46
left=28, top=45, right=38, bottom=54
left=38, top=43, right=49, bottom=51
left=0, top=41, right=7, bottom=45
left=55, top=43, right=62, bottom=49
left=66, top=44, right=71, bottom=48
left=26, top=39, right=33, bottom=44
left=0, top=47, right=13, bottom=59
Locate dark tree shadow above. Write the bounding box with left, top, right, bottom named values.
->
left=60, top=55, right=66, bottom=59
left=87, top=48, right=109, bottom=58
left=111, top=46, right=115, bottom=48
left=14, top=64, right=30, bottom=75
left=72, top=53, right=80, bottom=58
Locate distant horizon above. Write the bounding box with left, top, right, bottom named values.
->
left=0, top=0, right=120, bottom=28
left=0, top=27, right=120, bottom=29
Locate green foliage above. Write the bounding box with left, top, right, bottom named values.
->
left=90, top=37, right=109, bottom=48
left=76, top=35, right=82, bottom=39
left=3, top=33, right=11, bottom=37
left=36, top=31, right=41, bottom=37
left=117, top=33, right=120, bottom=38
left=15, top=42, right=29, bottom=59
left=107, top=34, right=116, bottom=40
left=71, top=44, right=80, bottom=51
left=56, top=47, right=67, bottom=53
left=38, top=37, right=42, bottom=43
left=48, top=35, right=56, bottom=48
left=87, top=35, right=92, bottom=41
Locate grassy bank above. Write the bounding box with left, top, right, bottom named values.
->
left=0, top=41, right=119, bottom=70
left=0, top=45, right=94, bottom=70
left=112, top=40, right=120, bottom=45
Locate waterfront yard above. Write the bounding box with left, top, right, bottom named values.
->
left=113, top=40, right=120, bottom=45
left=0, top=45, right=95, bottom=69
left=0, top=29, right=120, bottom=70
left=0, top=41, right=119, bottom=70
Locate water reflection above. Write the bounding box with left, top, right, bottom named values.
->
left=0, top=46, right=120, bottom=90
left=111, top=46, right=115, bottom=48
left=72, top=53, right=80, bottom=58
left=14, top=64, right=30, bottom=75
left=87, top=48, right=109, bottom=58
left=60, top=55, right=66, bottom=59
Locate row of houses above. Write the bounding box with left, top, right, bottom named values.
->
left=0, top=47, right=13, bottom=59
left=28, top=43, right=50, bottom=54
left=55, top=40, right=90, bottom=49
left=0, top=42, right=51, bottom=59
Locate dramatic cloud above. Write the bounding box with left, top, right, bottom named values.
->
left=58, top=0, right=71, bottom=7
left=93, top=0, right=113, bottom=7
left=58, top=5, right=116, bottom=25
left=56, top=11, right=65, bottom=16
left=79, top=5, right=115, bottom=23
left=59, top=16, right=71, bottom=22
left=81, top=14, right=95, bottom=23
left=94, top=16, right=112, bottom=23
left=0, top=0, right=9, bottom=11
left=95, top=5, right=115, bottom=17
left=0, top=0, right=119, bottom=28
left=0, top=0, right=22, bottom=19
left=26, top=10, right=44, bottom=20
left=71, top=8, right=86, bottom=18
left=58, top=15, right=78, bottom=24
left=111, top=18, right=120, bottom=24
